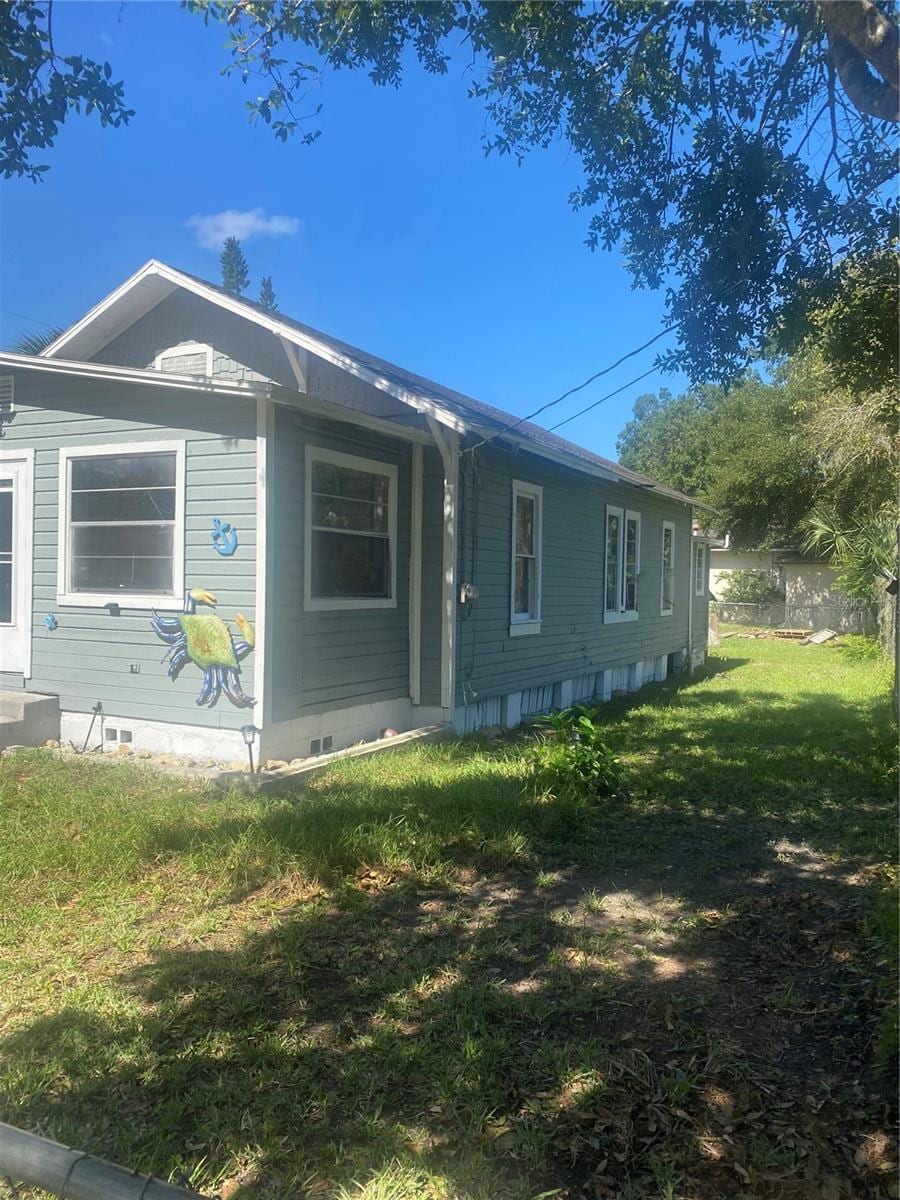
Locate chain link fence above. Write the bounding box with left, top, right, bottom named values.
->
left=710, top=599, right=879, bottom=635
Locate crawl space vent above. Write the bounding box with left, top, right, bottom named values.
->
left=0, top=376, right=14, bottom=414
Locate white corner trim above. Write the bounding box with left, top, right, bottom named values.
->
left=508, top=620, right=541, bottom=638
left=55, top=439, right=186, bottom=611
left=254, top=398, right=273, bottom=728
left=303, top=443, right=399, bottom=612
left=409, top=443, right=423, bottom=705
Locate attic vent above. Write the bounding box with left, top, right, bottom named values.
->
left=0, top=376, right=14, bottom=414
left=153, top=342, right=213, bottom=377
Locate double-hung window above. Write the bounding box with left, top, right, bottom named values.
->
left=694, top=541, right=707, bottom=596
left=57, top=442, right=185, bottom=608
left=305, top=446, right=398, bottom=610
left=660, top=520, right=675, bottom=616
left=604, top=504, right=641, bottom=622
left=510, top=480, right=542, bottom=635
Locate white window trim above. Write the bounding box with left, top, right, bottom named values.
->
left=604, top=504, right=641, bottom=623
left=304, top=444, right=398, bottom=612
left=56, top=440, right=186, bottom=610
left=0, top=447, right=34, bottom=678
left=153, top=341, right=214, bottom=376
left=509, top=479, right=542, bottom=637
left=694, top=541, right=707, bottom=596
left=660, top=519, right=675, bottom=616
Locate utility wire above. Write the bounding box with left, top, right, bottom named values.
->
left=547, top=364, right=660, bottom=433
left=463, top=169, right=894, bottom=457
left=465, top=323, right=675, bottom=454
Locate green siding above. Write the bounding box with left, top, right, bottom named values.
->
left=96, top=289, right=297, bottom=387
left=0, top=371, right=257, bottom=731
left=455, top=444, right=696, bottom=704
left=270, top=408, right=413, bottom=721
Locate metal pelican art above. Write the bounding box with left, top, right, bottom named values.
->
left=152, top=587, right=255, bottom=708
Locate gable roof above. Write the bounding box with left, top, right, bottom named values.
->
left=43, top=259, right=705, bottom=508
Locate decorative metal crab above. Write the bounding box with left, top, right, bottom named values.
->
left=152, top=588, right=255, bottom=708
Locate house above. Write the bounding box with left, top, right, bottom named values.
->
left=709, top=541, right=875, bottom=633
left=0, top=260, right=712, bottom=763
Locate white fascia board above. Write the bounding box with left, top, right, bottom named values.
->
left=45, top=259, right=470, bottom=437
left=42, top=259, right=174, bottom=359
left=39, top=259, right=710, bottom=506
left=0, top=351, right=273, bottom=399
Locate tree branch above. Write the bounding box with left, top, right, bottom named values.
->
left=818, top=0, right=899, bottom=121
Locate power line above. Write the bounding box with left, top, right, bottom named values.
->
left=463, top=169, right=894, bottom=456
left=547, top=364, right=660, bottom=433
left=466, top=323, right=675, bottom=454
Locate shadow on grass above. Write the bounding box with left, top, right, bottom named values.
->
left=1, top=652, right=896, bottom=1199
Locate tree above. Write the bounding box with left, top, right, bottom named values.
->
left=258, top=275, right=278, bottom=312
left=190, top=0, right=899, bottom=384
left=615, top=385, right=719, bottom=499
left=619, top=374, right=820, bottom=547
left=9, top=324, right=63, bottom=354
left=1, top=1, right=133, bottom=182
left=619, top=238, right=897, bottom=548
left=220, top=237, right=250, bottom=296
left=803, top=507, right=897, bottom=600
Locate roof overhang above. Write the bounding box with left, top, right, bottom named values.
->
left=0, top=351, right=274, bottom=399
left=0, top=351, right=436, bottom=446
left=43, top=259, right=470, bottom=436
left=39, top=259, right=712, bottom=507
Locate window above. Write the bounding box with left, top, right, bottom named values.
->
left=304, top=446, right=398, bottom=610
left=0, top=376, right=13, bottom=415
left=604, top=505, right=641, bottom=622
left=57, top=442, right=185, bottom=608
left=153, top=342, right=213, bottom=376
left=510, top=480, right=542, bottom=635
left=694, top=541, right=707, bottom=596
left=660, top=520, right=675, bottom=615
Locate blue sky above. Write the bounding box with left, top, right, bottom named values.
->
left=0, top=1, right=686, bottom=459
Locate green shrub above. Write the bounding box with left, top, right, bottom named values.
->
left=529, top=706, right=622, bottom=799
left=840, top=634, right=884, bottom=662
left=720, top=569, right=784, bottom=605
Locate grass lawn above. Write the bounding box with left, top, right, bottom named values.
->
left=0, top=638, right=896, bottom=1200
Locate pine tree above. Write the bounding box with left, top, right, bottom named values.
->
left=259, top=275, right=278, bottom=312
left=220, top=237, right=250, bottom=296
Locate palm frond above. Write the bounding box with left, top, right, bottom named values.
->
left=10, top=325, right=64, bottom=355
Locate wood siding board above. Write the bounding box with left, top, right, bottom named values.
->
left=94, top=289, right=298, bottom=388
left=1, top=371, right=257, bottom=731
left=269, top=408, right=414, bottom=721
left=455, top=444, right=696, bottom=704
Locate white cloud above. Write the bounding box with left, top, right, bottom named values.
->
left=185, top=208, right=300, bottom=251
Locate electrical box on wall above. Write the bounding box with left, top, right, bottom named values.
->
left=459, top=582, right=479, bottom=603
